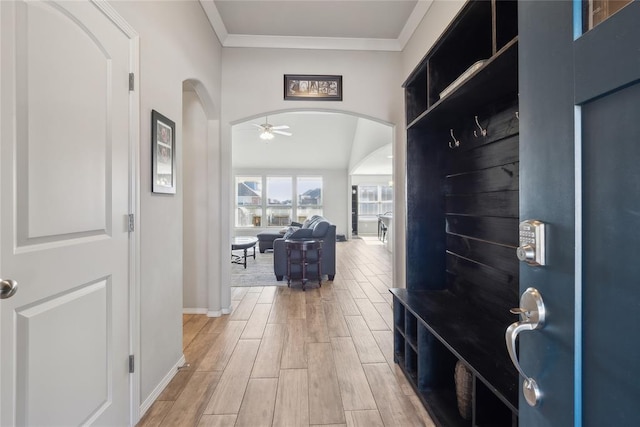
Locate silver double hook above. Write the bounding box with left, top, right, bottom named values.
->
left=473, top=115, right=487, bottom=137
left=448, top=129, right=460, bottom=149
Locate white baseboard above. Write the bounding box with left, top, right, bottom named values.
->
left=221, top=306, right=232, bottom=315
left=139, top=354, right=186, bottom=418
left=207, top=310, right=222, bottom=317
left=183, top=307, right=207, bottom=314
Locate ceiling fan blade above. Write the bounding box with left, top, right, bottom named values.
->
left=271, top=125, right=290, bottom=130
left=252, top=123, right=264, bottom=129
left=274, top=130, right=292, bottom=136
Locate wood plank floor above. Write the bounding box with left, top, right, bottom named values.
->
left=137, top=237, right=435, bottom=427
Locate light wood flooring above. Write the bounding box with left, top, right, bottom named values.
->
left=137, top=237, right=435, bottom=427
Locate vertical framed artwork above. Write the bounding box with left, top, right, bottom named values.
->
left=151, top=110, right=176, bottom=194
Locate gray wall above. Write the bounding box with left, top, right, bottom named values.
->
left=112, top=0, right=222, bottom=411
left=183, top=90, right=209, bottom=313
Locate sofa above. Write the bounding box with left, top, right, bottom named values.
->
left=256, top=220, right=304, bottom=253
left=273, top=215, right=336, bottom=282
left=256, top=230, right=282, bottom=253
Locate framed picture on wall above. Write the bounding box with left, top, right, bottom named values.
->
left=284, top=74, right=343, bottom=101
left=151, top=110, right=176, bottom=194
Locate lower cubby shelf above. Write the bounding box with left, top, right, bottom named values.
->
left=391, top=288, right=518, bottom=427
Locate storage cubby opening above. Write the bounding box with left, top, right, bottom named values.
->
left=495, top=0, right=518, bottom=52
left=428, top=1, right=492, bottom=105
left=394, top=301, right=405, bottom=332
left=405, top=64, right=428, bottom=124
left=405, top=312, right=418, bottom=349
left=405, top=345, right=418, bottom=381
left=420, top=329, right=458, bottom=391
left=474, top=376, right=518, bottom=427
left=419, top=337, right=473, bottom=427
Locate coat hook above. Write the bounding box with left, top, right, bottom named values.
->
left=515, top=111, right=520, bottom=120
left=474, top=115, right=487, bottom=137
left=449, top=129, right=460, bottom=149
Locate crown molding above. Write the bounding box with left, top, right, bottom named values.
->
left=398, top=0, right=434, bottom=49
left=223, top=34, right=402, bottom=51
left=199, top=0, right=228, bottom=45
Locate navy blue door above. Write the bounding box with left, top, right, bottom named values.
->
left=519, top=1, right=640, bottom=425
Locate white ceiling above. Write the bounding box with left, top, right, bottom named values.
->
left=200, top=0, right=433, bottom=51
left=232, top=111, right=393, bottom=174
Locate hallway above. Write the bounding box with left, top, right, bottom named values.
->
left=138, top=238, right=433, bottom=426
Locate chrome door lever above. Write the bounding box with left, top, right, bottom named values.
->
left=505, top=287, right=545, bottom=407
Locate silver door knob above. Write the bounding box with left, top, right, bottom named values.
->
left=0, top=279, right=18, bottom=299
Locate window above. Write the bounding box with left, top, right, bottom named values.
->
left=358, top=184, right=393, bottom=217
left=235, top=175, right=323, bottom=227
left=235, top=176, right=263, bottom=227
left=266, top=177, right=292, bottom=226
left=297, top=177, right=322, bottom=223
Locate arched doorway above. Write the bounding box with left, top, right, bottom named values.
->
left=228, top=109, right=394, bottom=287
left=181, top=80, right=223, bottom=316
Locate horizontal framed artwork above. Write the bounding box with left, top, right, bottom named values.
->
left=284, top=74, right=342, bottom=101
left=151, top=110, right=176, bottom=194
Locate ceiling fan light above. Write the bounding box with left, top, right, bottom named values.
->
left=260, top=130, right=274, bottom=140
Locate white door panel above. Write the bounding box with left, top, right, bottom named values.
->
left=1, top=1, right=133, bottom=425
left=17, top=0, right=124, bottom=243
left=16, top=280, right=109, bottom=426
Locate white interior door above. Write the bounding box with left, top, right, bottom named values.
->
left=1, top=1, right=133, bottom=425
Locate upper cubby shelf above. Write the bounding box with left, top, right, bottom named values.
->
left=403, top=0, right=519, bottom=126
left=408, top=39, right=518, bottom=131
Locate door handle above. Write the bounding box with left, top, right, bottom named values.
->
left=0, top=278, right=18, bottom=299
left=505, top=287, right=545, bottom=407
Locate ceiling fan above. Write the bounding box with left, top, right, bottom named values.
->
left=252, top=117, right=292, bottom=140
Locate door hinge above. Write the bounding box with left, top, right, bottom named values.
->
left=129, top=73, right=135, bottom=91
left=128, top=214, right=135, bottom=232
left=129, top=355, right=135, bottom=373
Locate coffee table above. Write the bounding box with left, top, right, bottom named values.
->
left=231, top=237, right=258, bottom=269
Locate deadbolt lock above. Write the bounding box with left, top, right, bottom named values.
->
left=517, top=220, right=546, bottom=266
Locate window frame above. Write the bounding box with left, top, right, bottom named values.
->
left=234, top=174, right=324, bottom=228
left=358, top=184, right=393, bottom=218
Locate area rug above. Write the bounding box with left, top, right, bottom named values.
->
left=231, top=249, right=284, bottom=287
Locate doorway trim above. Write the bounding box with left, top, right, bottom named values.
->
left=92, top=2, right=141, bottom=424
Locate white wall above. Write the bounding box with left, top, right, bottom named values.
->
left=348, top=119, right=394, bottom=174
left=233, top=168, right=348, bottom=237
left=183, top=90, right=209, bottom=312
left=111, top=0, right=222, bottom=413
